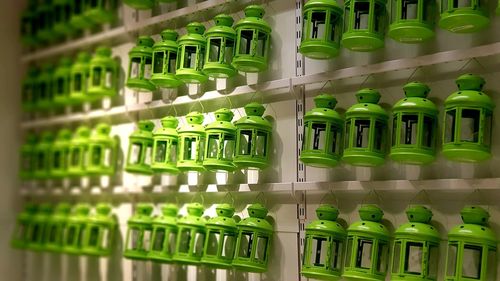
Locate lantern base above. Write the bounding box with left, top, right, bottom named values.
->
left=36, top=101, right=54, bottom=111
left=126, top=79, right=157, bottom=92
left=88, top=88, right=116, bottom=98
left=45, top=245, right=63, bottom=253
left=390, top=148, right=435, bottom=165
left=50, top=171, right=68, bottom=179
left=342, top=272, right=384, bottom=281
left=175, top=70, right=209, bottom=84
left=70, top=16, right=95, bottom=30
left=232, top=57, right=267, bottom=73
left=177, top=163, right=206, bottom=173
left=150, top=75, right=183, bottom=89
left=123, top=0, right=155, bottom=9
left=81, top=248, right=109, bottom=257
left=21, top=37, right=38, bottom=47
left=341, top=32, right=384, bottom=52
left=172, top=255, right=202, bottom=265
left=201, top=259, right=232, bottom=269
left=388, top=22, right=435, bottom=44
left=85, top=10, right=116, bottom=24
left=203, top=160, right=237, bottom=172
left=54, top=97, right=72, bottom=107
left=54, top=23, right=75, bottom=36
left=202, top=63, right=237, bottom=79
left=70, top=92, right=95, bottom=104
left=300, top=153, right=341, bottom=168
left=342, top=151, right=385, bottom=167
left=125, top=164, right=154, bottom=175
left=149, top=253, right=174, bottom=263
left=151, top=164, right=179, bottom=174
left=442, top=146, right=491, bottom=163
left=439, top=10, right=490, bottom=33
left=86, top=167, right=115, bottom=176
left=232, top=263, right=267, bottom=273
left=301, top=269, right=342, bottom=281
left=299, top=41, right=340, bottom=60
left=123, top=250, right=150, bottom=260
left=37, top=31, right=59, bottom=43
left=62, top=247, right=81, bottom=255
left=234, top=158, right=269, bottom=170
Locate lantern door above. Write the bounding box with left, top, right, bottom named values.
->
left=65, top=223, right=84, bottom=248
left=206, top=132, right=235, bottom=161
left=236, top=230, right=270, bottom=264
left=205, top=228, right=236, bottom=261
left=151, top=226, right=177, bottom=256
left=237, top=128, right=270, bottom=160
left=68, top=144, right=88, bottom=172
left=54, top=73, right=70, bottom=101
left=12, top=219, right=30, bottom=246
left=179, top=135, right=204, bottom=164
left=126, top=226, right=151, bottom=253
left=444, top=107, right=491, bottom=146
left=90, top=64, right=115, bottom=92
left=46, top=221, right=64, bottom=248
left=88, top=142, right=114, bottom=172
left=127, top=140, right=153, bottom=167
left=392, top=240, right=439, bottom=278
left=71, top=70, right=88, bottom=97
left=393, top=112, right=436, bottom=150
left=128, top=55, right=152, bottom=81
left=153, top=138, right=177, bottom=166
left=236, top=29, right=269, bottom=59
left=179, top=45, right=204, bottom=71
left=177, top=227, right=205, bottom=258
left=207, top=37, right=235, bottom=65
left=345, top=236, right=389, bottom=274
left=153, top=50, right=177, bottom=76
left=346, top=118, right=386, bottom=152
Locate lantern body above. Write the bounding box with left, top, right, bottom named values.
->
left=69, top=52, right=93, bottom=104
left=149, top=204, right=178, bottom=263
left=11, top=204, right=37, bottom=249
left=122, top=0, right=155, bottom=10
left=124, top=204, right=154, bottom=260
left=391, top=206, right=440, bottom=281
left=82, top=204, right=117, bottom=256
left=175, top=22, right=208, bottom=84
left=87, top=123, right=118, bottom=176
left=22, top=67, right=39, bottom=112
left=343, top=89, right=388, bottom=166
left=151, top=30, right=183, bottom=89
left=177, top=112, right=206, bottom=172
left=85, top=0, right=117, bottom=24
left=126, top=36, right=156, bottom=92
left=63, top=204, right=91, bottom=255
left=234, top=103, right=272, bottom=170
left=444, top=206, right=497, bottom=281
left=36, top=64, right=55, bottom=111
left=28, top=204, right=53, bottom=252
left=125, top=120, right=155, bottom=175
left=21, top=0, right=39, bottom=47
left=203, top=108, right=237, bottom=172
left=49, top=129, right=72, bottom=179
left=203, top=14, right=237, bottom=78
left=202, top=204, right=238, bottom=268
left=173, top=203, right=206, bottom=265
left=497, top=3, right=500, bottom=16
left=19, top=134, right=37, bottom=181
left=67, top=126, right=91, bottom=177
left=45, top=203, right=72, bottom=253
left=53, top=0, right=74, bottom=35
left=233, top=203, right=273, bottom=273
left=439, top=0, right=489, bottom=33
left=301, top=205, right=347, bottom=280
left=343, top=205, right=390, bottom=281
left=33, top=132, right=54, bottom=180
left=233, top=5, right=271, bottom=73
left=342, top=0, right=388, bottom=52
left=389, top=0, right=436, bottom=43
left=70, top=0, right=94, bottom=29
left=390, top=82, right=438, bottom=165
left=151, top=116, right=180, bottom=174
left=442, top=74, right=494, bottom=163
left=300, top=94, right=344, bottom=168
left=37, top=0, right=58, bottom=42
left=88, top=46, right=118, bottom=98
left=53, top=57, right=73, bottom=106
left=300, top=0, right=344, bottom=59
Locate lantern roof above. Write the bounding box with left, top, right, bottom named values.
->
left=153, top=204, right=178, bottom=226
left=154, top=29, right=178, bottom=50
left=449, top=206, right=497, bottom=246
left=346, top=88, right=388, bottom=119
left=38, top=203, right=53, bottom=215
left=154, top=116, right=179, bottom=137
left=206, top=204, right=238, bottom=229
left=73, top=126, right=91, bottom=142
left=205, top=14, right=236, bottom=38
left=94, top=123, right=111, bottom=136
left=58, top=57, right=72, bottom=67
left=234, top=102, right=272, bottom=129
left=130, top=120, right=154, bottom=140
left=235, top=5, right=271, bottom=33
left=74, top=203, right=91, bottom=215
left=348, top=205, right=390, bottom=239
left=23, top=203, right=38, bottom=214
left=161, top=204, right=179, bottom=217
left=445, top=74, right=494, bottom=110
left=56, top=129, right=72, bottom=141
left=96, top=203, right=112, bottom=215
left=129, top=203, right=154, bottom=224
left=75, top=52, right=91, bottom=63
left=178, top=112, right=205, bottom=134
left=394, top=206, right=440, bottom=241
left=54, top=203, right=72, bottom=214
left=129, top=36, right=154, bottom=56
left=305, top=94, right=343, bottom=122
left=238, top=203, right=273, bottom=232
left=206, top=108, right=236, bottom=131
left=178, top=203, right=206, bottom=228
left=393, top=82, right=438, bottom=114
left=306, top=205, right=346, bottom=235
left=303, top=0, right=342, bottom=14
left=40, top=131, right=55, bottom=143
left=95, top=46, right=112, bottom=57
left=178, top=22, right=206, bottom=45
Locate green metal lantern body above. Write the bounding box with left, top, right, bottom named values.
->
left=388, top=0, right=436, bottom=43
left=22, top=67, right=39, bottom=112
left=70, top=0, right=94, bottom=29
left=36, top=64, right=55, bottom=111
left=439, top=0, right=489, bottom=33
left=21, top=1, right=39, bottom=47
left=442, top=74, right=494, bottom=163
left=204, top=109, right=237, bottom=172
left=300, top=0, right=344, bottom=59
left=28, top=204, right=53, bottom=251
left=151, top=116, right=180, bottom=174
left=444, top=206, right=497, bottom=281
left=343, top=205, right=391, bottom=281
left=202, top=204, right=238, bottom=268
left=301, top=205, right=347, bottom=280
left=85, top=0, right=117, bottom=24
left=497, top=2, right=500, bottom=16
left=173, top=203, right=206, bottom=265
left=19, top=134, right=37, bottom=181
left=342, top=0, right=388, bottom=52
left=125, top=121, right=155, bottom=175
left=233, top=203, right=274, bottom=273
left=390, top=82, right=438, bottom=165
left=300, top=94, right=344, bottom=168
left=122, top=0, right=155, bottom=10
left=88, top=47, right=118, bottom=98
left=127, top=36, right=156, bottom=92
left=391, top=206, right=440, bottom=281
left=233, top=5, right=271, bottom=73
left=234, top=103, right=272, bottom=170
left=175, top=22, right=208, bottom=84
left=70, top=52, right=93, bottom=104
left=87, top=123, right=118, bottom=176
left=33, top=132, right=54, bottom=180
left=82, top=204, right=117, bottom=256
left=149, top=204, right=179, bottom=263
left=63, top=204, right=91, bottom=255
left=11, top=204, right=37, bottom=249
left=45, top=203, right=72, bottom=253
left=124, top=204, right=154, bottom=260
left=203, top=14, right=237, bottom=78
left=343, top=89, right=388, bottom=166
left=49, top=129, right=72, bottom=178
left=37, top=0, right=58, bottom=42
left=67, top=126, right=91, bottom=177
left=151, top=30, right=182, bottom=89
left=177, top=112, right=206, bottom=173
left=53, top=0, right=75, bottom=35
left=53, top=58, right=73, bottom=106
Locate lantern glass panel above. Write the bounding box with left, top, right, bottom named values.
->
left=167, top=52, right=177, bottom=74
left=374, top=121, right=385, bottom=151
left=447, top=243, right=458, bottom=277
left=31, top=223, right=42, bottom=242
left=256, top=131, right=268, bottom=156
left=357, top=239, right=373, bottom=269
left=331, top=240, right=343, bottom=269
left=310, top=11, right=327, bottom=40
left=184, top=137, right=200, bottom=160
left=454, top=0, right=472, bottom=8
left=393, top=241, right=401, bottom=273
left=222, top=234, right=235, bottom=258
left=344, top=6, right=351, bottom=32
left=66, top=225, right=80, bottom=245
left=354, top=3, right=370, bottom=30
left=179, top=229, right=190, bottom=253
left=206, top=231, right=220, bottom=256
left=71, top=148, right=82, bottom=166
left=207, top=135, right=219, bottom=159
left=129, top=57, right=141, bottom=79
left=487, top=249, right=496, bottom=281
left=401, top=114, right=419, bottom=145
left=75, top=0, right=82, bottom=13
left=345, top=120, right=352, bottom=148
left=484, top=113, right=492, bottom=147
left=345, top=237, right=353, bottom=267
left=74, top=73, right=83, bottom=92
left=47, top=225, right=58, bottom=243
left=88, top=226, right=99, bottom=247
left=330, top=125, right=341, bottom=154
left=208, top=38, right=222, bottom=62
left=92, top=67, right=102, bottom=87
left=374, top=3, right=386, bottom=33
left=311, top=123, right=326, bottom=150
left=154, top=141, right=167, bottom=163
left=445, top=110, right=456, bottom=143
left=153, top=51, right=164, bottom=74
left=56, top=77, right=64, bottom=97
left=224, top=136, right=235, bottom=160
left=240, top=131, right=252, bottom=155
left=402, top=0, right=418, bottom=19
left=144, top=57, right=152, bottom=79
left=423, top=116, right=434, bottom=148
left=39, top=81, right=48, bottom=101
left=129, top=143, right=142, bottom=164
left=405, top=242, right=423, bottom=274
left=256, top=31, right=268, bottom=57
left=52, top=149, right=62, bottom=169
left=152, top=228, right=165, bottom=251
left=310, top=237, right=327, bottom=266
left=392, top=115, right=397, bottom=146
left=183, top=46, right=198, bottom=68
left=194, top=232, right=205, bottom=256
left=429, top=245, right=439, bottom=278
left=377, top=242, right=389, bottom=273
left=168, top=232, right=176, bottom=254
left=462, top=245, right=481, bottom=278
left=460, top=109, right=480, bottom=142
left=225, top=39, right=235, bottom=63
left=239, top=232, right=253, bottom=258
left=355, top=119, right=370, bottom=148
left=36, top=151, right=46, bottom=170
left=239, top=30, right=252, bottom=55
left=255, top=236, right=268, bottom=262
left=330, top=13, right=341, bottom=43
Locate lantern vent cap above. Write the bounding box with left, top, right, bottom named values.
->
left=187, top=203, right=205, bottom=217
left=214, top=108, right=234, bottom=122
left=95, top=123, right=111, bottom=135
left=27, top=67, right=39, bottom=76
left=406, top=205, right=432, bottom=223
left=214, top=14, right=234, bottom=27
left=216, top=203, right=235, bottom=218
left=59, top=57, right=72, bottom=67
left=41, top=63, right=54, bottom=71
left=76, top=126, right=91, bottom=138
left=75, top=204, right=91, bottom=215
left=248, top=203, right=268, bottom=219
left=40, top=131, right=55, bottom=142
left=39, top=203, right=53, bottom=214
left=160, top=116, right=179, bottom=128
left=244, top=102, right=265, bottom=116
left=245, top=5, right=265, bottom=18
left=460, top=206, right=489, bottom=225
left=161, top=204, right=178, bottom=217
left=186, top=111, right=204, bottom=125
left=136, top=36, right=155, bottom=48
left=55, top=203, right=72, bottom=214
left=187, top=22, right=206, bottom=35
left=24, top=203, right=38, bottom=213
left=136, top=203, right=154, bottom=216
left=138, top=120, right=155, bottom=132
left=403, top=82, right=430, bottom=98
left=359, top=204, right=383, bottom=222
left=96, top=203, right=112, bottom=215
left=95, top=46, right=112, bottom=57
left=356, top=88, right=381, bottom=104
left=304, top=0, right=343, bottom=11
left=25, top=133, right=38, bottom=144
left=57, top=129, right=72, bottom=140
left=456, top=74, right=485, bottom=91
left=316, top=204, right=339, bottom=221
left=76, top=52, right=91, bottom=63
left=160, top=29, right=178, bottom=41
left=314, top=94, right=337, bottom=109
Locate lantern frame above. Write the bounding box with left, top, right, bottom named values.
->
left=202, top=14, right=237, bottom=78
left=203, top=108, right=237, bottom=172
left=88, top=46, right=118, bottom=98
left=172, top=203, right=207, bottom=265
left=125, top=120, right=155, bottom=175
left=33, top=132, right=54, bottom=180
left=439, top=0, right=489, bottom=33
left=28, top=204, right=53, bottom=252
left=148, top=204, right=179, bottom=263
left=53, top=0, right=75, bottom=35
left=151, top=30, right=183, bottom=89
left=19, top=134, right=37, bottom=181
left=36, top=64, right=55, bottom=111
left=11, top=204, right=38, bottom=249
left=45, top=203, right=72, bottom=253
left=63, top=204, right=91, bottom=255
left=69, top=52, right=93, bottom=104
left=123, top=204, right=154, bottom=260
left=85, top=0, right=117, bottom=24
left=177, top=112, right=206, bottom=173
left=53, top=57, right=73, bottom=106
left=49, top=129, right=72, bottom=179
left=175, top=22, right=208, bottom=84
left=87, top=123, right=118, bottom=176
left=126, top=36, right=156, bottom=92
left=21, top=0, right=39, bottom=47
left=82, top=203, right=117, bottom=257
left=22, top=67, right=39, bottom=112
left=388, top=0, right=436, bottom=43
left=67, top=126, right=91, bottom=177
left=122, top=0, right=155, bottom=10
left=151, top=116, right=180, bottom=174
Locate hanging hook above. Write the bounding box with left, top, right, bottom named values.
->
left=458, top=57, right=486, bottom=73
left=406, top=66, right=422, bottom=83
left=361, top=189, right=381, bottom=205
left=255, top=191, right=267, bottom=206
left=359, top=73, right=374, bottom=89
left=408, top=189, right=432, bottom=208
left=319, top=188, right=339, bottom=207
left=190, top=192, right=205, bottom=205
left=223, top=192, right=235, bottom=206
left=223, top=95, right=234, bottom=110
left=319, top=80, right=334, bottom=92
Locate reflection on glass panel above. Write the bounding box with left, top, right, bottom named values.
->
left=484, top=113, right=492, bottom=146
left=142, top=230, right=151, bottom=250
left=354, top=2, right=370, bottom=30
left=222, top=234, right=236, bottom=258
left=209, top=38, right=222, bottom=62
left=330, top=125, right=340, bottom=154
left=93, top=67, right=102, bottom=86
left=88, top=226, right=99, bottom=247
left=401, top=114, right=419, bottom=145
left=129, top=143, right=142, bottom=164
left=184, top=137, right=198, bottom=160
left=206, top=231, right=220, bottom=256
left=374, top=121, right=385, bottom=151
left=402, top=0, right=418, bottom=19
left=310, top=11, right=326, bottom=39
left=168, top=52, right=177, bottom=74
left=71, top=148, right=81, bottom=167
left=48, top=225, right=58, bottom=243
left=445, top=110, right=456, bottom=143
left=345, top=238, right=353, bottom=267
left=256, top=236, right=268, bottom=262
left=153, top=228, right=165, bottom=251
left=223, top=136, right=235, bottom=160
left=239, top=30, right=253, bottom=55
left=144, top=57, right=152, bottom=79
left=129, top=57, right=141, bottom=79
left=225, top=39, right=234, bottom=64
left=239, top=130, right=252, bottom=155
left=183, top=46, right=197, bottom=69
left=330, top=13, right=340, bottom=42
left=256, top=32, right=267, bottom=57
left=311, top=123, right=326, bottom=150
left=168, top=232, right=177, bottom=254
left=194, top=232, right=205, bottom=256
left=310, top=237, right=327, bottom=266
left=57, top=78, right=64, bottom=96
left=179, top=229, right=191, bottom=253
left=374, top=3, right=386, bottom=33
left=378, top=242, right=389, bottom=273
left=256, top=131, right=267, bottom=156
left=239, top=232, right=253, bottom=258
left=393, top=241, right=401, bottom=273
left=331, top=241, right=342, bottom=269
left=462, top=245, right=482, bottom=279
left=345, top=120, right=352, bottom=148
left=207, top=134, right=220, bottom=159
left=453, top=0, right=472, bottom=8
left=357, top=239, right=373, bottom=269
left=392, top=115, right=397, bottom=146
left=153, top=51, right=165, bottom=74
left=405, top=242, right=423, bottom=274
left=169, top=142, right=177, bottom=163
left=155, top=141, right=167, bottom=163
left=344, top=6, right=351, bottom=32
left=447, top=244, right=457, bottom=277
left=91, top=146, right=102, bottom=166
left=429, top=245, right=439, bottom=278
left=66, top=225, right=77, bottom=245
left=487, top=249, right=496, bottom=281
left=423, top=116, right=434, bottom=148
left=53, top=150, right=61, bottom=169
left=127, top=228, right=140, bottom=250
left=460, top=109, right=480, bottom=142
left=355, top=119, right=371, bottom=148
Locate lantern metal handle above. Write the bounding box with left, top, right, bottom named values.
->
left=408, top=189, right=433, bottom=209
left=188, top=99, right=205, bottom=114
left=190, top=192, right=205, bottom=205
left=406, top=66, right=424, bottom=83
left=361, top=188, right=382, bottom=205
left=255, top=191, right=268, bottom=207
left=319, top=189, right=339, bottom=208
left=222, top=192, right=235, bottom=206
left=359, top=73, right=375, bottom=90
left=458, top=57, right=487, bottom=72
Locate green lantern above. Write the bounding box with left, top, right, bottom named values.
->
left=439, top=0, right=489, bottom=33
left=173, top=203, right=206, bottom=265
left=203, top=108, right=237, bottom=172
left=234, top=103, right=272, bottom=170
left=175, top=22, right=208, bottom=84
left=22, top=67, right=39, bottom=112
left=53, top=0, right=74, bottom=35
left=343, top=205, right=391, bottom=281
left=497, top=2, right=500, bottom=16
left=122, top=0, right=155, bottom=10
left=149, top=204, right=179, bottom=263
left=151, top=30, right=182, bottom=89
left=85, top=0, right=117, bottom=24
left=299, top=0, right=344, bottom=59
left=82, top=203, right=117, bottom=257
left=70, top=0, right=94, bottom=29
left=28, top=204, right=53, bottom=251
left=45, top=203, right=72, bottom=253
left=69, top=52, right=93, bottom=104
left=11, top=204, right=38, bottom=249
left=151, top=116, right=179, bottom=174
left=33, top=132, right=54, bottom=180
left=390, top=82, right=438, bottom=165
left=233, top=203, right=274, bottom=273
left=342, top=0, right=388, bottom=52
left=202, top=204, right=238, bottom=268
left=343, top=88, right=388, bottom=167
left=19, top=134, right=37, bottom=181
left=67, top=126, right=91, bottom=177
left=124, top=203, right=154, bottom=260
left=391, top=205, right=440, bottom=281
left=125, top=120, right=155, bottom=175
left=203, top=14, right=237, bottom=78
left=442, top=74, right=494, bottom=163
left=301, top=205, right=347, bottom=280
left=127, top=36, right=156, bottom=92
left=300, top=94, right=344, bottom=168
left=63, top=204, right=91, bottom=255
left=37, top=0, right=57, bottom=42
left=444, top=206, right=497, bottom=281
left=36, top=64, right=55, bottom=111
left=87, top=123, right=117, bottom=176
left=177, top=112, right=206, bottom=173
left=49, top=129, right=72, bottom=179
left=88, top=46, right=118, bottom=98
left=21, top=0, right=39, bottom=47
left=389, top=0, right=436, bottom=43
left=53, top=57, right=73, bottom=106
